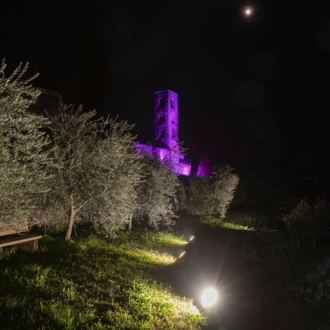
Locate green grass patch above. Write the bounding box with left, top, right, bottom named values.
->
left=200, top=211, right=278, bottom=231
left=0, top=228, right=205, bottom=329
left=200, top=216, right=247, bottom=230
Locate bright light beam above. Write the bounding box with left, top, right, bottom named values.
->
left=201, top=288, right=218, bottom=308
left=178, top=251, right=186, bottom=259
left=189, top=236, right=194, bottom=242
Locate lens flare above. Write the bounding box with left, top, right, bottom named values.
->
left=189, top=236, right=194, bottom=242
left=201, top=288, right=217, bottom=308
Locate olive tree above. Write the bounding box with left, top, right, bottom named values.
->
left=83, top=118, right=142, bottom=238
left=45, top=102, right=142, bottom=240
left=213, top=164, right=240, bottom=217
left=187, top=176, right=213, bottom=220
left=188, top=164, right=239, bottom=219
left=0, top=60, right=52, bottom=231
left=134, top=156, right=179, bottom=228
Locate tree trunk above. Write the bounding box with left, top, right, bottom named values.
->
left=177, top=182, right=187, bottom=211
left=200, top=205, right=205, bottom=221
left=147, top=213, right=153, bottom=227
left=65, top=195, right=86, bottom=241
left=128, top=214, right=133, bottom=231
left=73, top=224, right=78, bottom=237
left=65, top=198, right=76, bottom=241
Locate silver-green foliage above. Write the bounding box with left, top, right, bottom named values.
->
left=187, top=176, right=213, bottom=219
left=85, top=118, right=143, bottom=238
left=213, top=164, right=240, bottom=217
left=188, top=164, right=239, bottom=219
left=135, top=156, right=179, bottom=228
left=45, top=102, right=142, bottom=240
left=0, top=60, right=52, bottom=230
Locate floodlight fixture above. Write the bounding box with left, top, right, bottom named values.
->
left=201, top=288, right=218, bottom=308
left=178, top=251, right=186, bottom=259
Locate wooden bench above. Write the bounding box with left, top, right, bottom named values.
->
left=0, top=221, right=42, bottom=260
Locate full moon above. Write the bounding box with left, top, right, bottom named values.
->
left=245, top=9, right=251, bottom=15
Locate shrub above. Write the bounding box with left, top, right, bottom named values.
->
left=134, top=156, right=179, bottom=228
left=188, top=164, right=239, bottom=219
left=283, top=198, right=330, bottom=249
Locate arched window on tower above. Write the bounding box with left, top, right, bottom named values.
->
left=171, top=99, right=175, bottom=109
left=158, top=97, right=165, bottom=109
left=158, top=114, right=165, bottom=124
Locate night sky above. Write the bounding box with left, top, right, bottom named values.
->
left=1, top=0, right=330, bottom=196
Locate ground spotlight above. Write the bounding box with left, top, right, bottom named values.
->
left=201, top=288, right=218, bottom=308
left=177, top=251, right=186, bottom=259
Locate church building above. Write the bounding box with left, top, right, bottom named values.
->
left=134, top=89, right=212, bottom=177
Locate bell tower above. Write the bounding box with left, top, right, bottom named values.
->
left=154, top=90, right=179, bottom=150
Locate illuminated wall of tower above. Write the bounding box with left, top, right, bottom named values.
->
left=154, top=90, right=179, bottom=151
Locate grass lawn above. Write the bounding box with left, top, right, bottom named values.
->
left=200, top=211, right=280, bottom=232
left=200, top=217, right=247, bottom=230
left=200, top=211, right=248, bottom=230
left=0, top=227, right=206, bottom=330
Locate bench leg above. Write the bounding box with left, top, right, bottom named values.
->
left=17, top=239, right=38, bottom=253
left=0, top=247, right=2, bottom=260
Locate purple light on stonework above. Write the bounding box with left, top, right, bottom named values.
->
left=196, top=157, right=213, bottom=177
left=134, top=143, right=193, bottom=176
left=176, top=160, right=191, bottom=176
left=154, top=90, right=179, bottom=151
left=134, top=90, right=213, bottom=178
left=133, top=143, right=153, bottom=156
left=156, top=148, right=170, bottom=162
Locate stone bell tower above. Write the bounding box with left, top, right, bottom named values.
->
left=154, top=90, right=179, bottom=150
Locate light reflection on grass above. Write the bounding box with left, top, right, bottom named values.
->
left=0, top=228, right=206, bottom=329
left=201, top=217, right=247, bottom=230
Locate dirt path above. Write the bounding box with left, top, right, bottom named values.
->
left=165, top=216, right=303, bottom=330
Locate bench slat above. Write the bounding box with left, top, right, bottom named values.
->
left=0, top=220, right=29, bottom=237
left=0, top=235, right=43, bottom=248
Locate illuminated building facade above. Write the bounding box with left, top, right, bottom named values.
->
left=135, top=89, right=212, bottom=177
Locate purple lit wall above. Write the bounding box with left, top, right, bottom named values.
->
left=196, top=157, right=213, bottom=177
left=135, top=90, right=212, bottom=177
left=134, top=143, right=153, bottom=157
left=154, top=90, right=179, bottom=151
left=135, top=142, right=190, bottom=175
